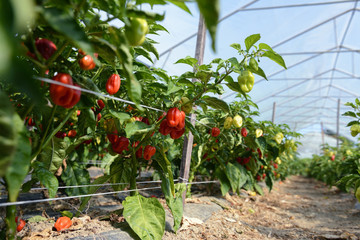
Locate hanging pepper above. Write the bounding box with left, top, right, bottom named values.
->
left=274, top=132, right=284, bottom=144
left=175, top=110, right=186, bottom=130
left=180, top=96, right=192, bottom=114
left=112, top=136, right=129, bottom=154
left=170, top=128, right=185, bottom=139
left=54, top=216, right=72, bottom=231
left=34, top=38, right=57, bottom=60
left=233, top=115, right=243, bottom=128
left=50, top=73, right=81, bottom=108
left=224, top=117, right=233, bottom=129
left=143, top=145, right=156, bottom=160
left=159, top=119, right=173, bottom=136
left=211, top=127, right=220, bottom=137
left=255, top=129, right=263, bottom=138
left=79, top=55, right=95, bottom=70
left=241, top=127, right=248, bottom=137
left=106, top=74, right=121, bottom=95
left=166, top=107, right=181, bottom=127
left=238, top=70, right=255, bottom=93
left=97, top=99, right=105, bottom=111
left=133, top=141, right=143, bottom=158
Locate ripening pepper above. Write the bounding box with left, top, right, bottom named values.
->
left=224, top=117, right=233, bottom=129
left=159, top=119, right=173, bottom=136
left=255, top=129, right=263, bottom=138
left=211, top=127, right=220, bottom=137
left=233, top=115, right=243, bottom=128
left=143, top=145, right=156, bottom=160
left=79, top=55, right=95, bottom=70
left=112, top=136, right=129, bottom=154
left=125, top=18, right=149, bottom=46
left=180, top=97, right=192, bottom=114
left=54, top=216, right=72, bottom=231
left=133, top=141, right=143, bottom=158
left=170, top=128, right=185, bottom=139
left=241, top=128, right=248, bottom=137
left=237, top=70, right=255, bottom=93
left=106, top=74, right=121, bottom=95
left=274, top=132, right=284, bottom=144
left=35, top=38, right=57, bottom=60
left=50, top=73, right=81, bottom=108
left=166, top=107, right=181, bottom=127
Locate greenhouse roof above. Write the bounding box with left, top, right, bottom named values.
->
left=139, top=0, right=360, bottom=143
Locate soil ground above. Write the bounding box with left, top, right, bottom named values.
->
left=3, top=175, right=360, bottom=239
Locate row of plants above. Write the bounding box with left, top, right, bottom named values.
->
left=0, top=0, right=299, bottom=239
left=291, top=98, right=360, bottom=202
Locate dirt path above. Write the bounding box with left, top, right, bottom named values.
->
left=164, top=175, right=360, bottom=240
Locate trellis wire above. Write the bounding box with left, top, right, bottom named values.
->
left=34, top=76, right=213, bottom=129
left=0, top=180, right=219, bottom=207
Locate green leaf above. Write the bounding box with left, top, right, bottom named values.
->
left=167, top=0, right=191, bottom=14
left=343, top=111, right=357, bottom=118
left=230, top=43, right=241, bottom=51
left=347, top=121, right=359, bottom=127
left=134, top=47, right=154, bottom=63
left=110, top=158, right=131, bottom=191
left=185, top=118, right=200, bottom=141
left=61, top=211, right=73, bottom=219
left=248, top=65, right=267, bottom=80
left=202, top=96, right=230, bottom=113
left=35, top=167, right=59, bottom=198
left=345, top=102, right=356, bottom=108
left=255, top=137, right=266, bottom=153
left=225, top=163, right=246, bottom=193
left=215, top=167, right=231, bottom=196
left=43, top=7, right=92, bottom=53
left=39, top=138, right=67, bottom=174
left=5, top=114, right=31, bottom=202
left=125, top=121, right=153, bottom=138
left=127, top=9, right=165, bottom=21
left=254, top=183, right=264, bottom=196
left=175, top=56, right=198, bottom=67
left=245, top=34, right=261, bottom=51
left=61, top=161, right=90, bottom=196
left=109, top=110, right=131, bottom=124
left=258, top=43, right=273, bottom=51
left=262, top=51, right=287, bottom=69
left=0, top=90, right=17, bottom=177
left=196, top=0, right=220, bottom=51
left=142, top=40, right=160, bottom=60
left=128, top=76, right=143, bottom=111
left=160, top=175, right=183, bottom=232
left=123, top=195, right=165, bottom=240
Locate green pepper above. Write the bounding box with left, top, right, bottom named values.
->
left=237, top=70, right=255, bottom=93
left=125, top=18, right=149, bottom=46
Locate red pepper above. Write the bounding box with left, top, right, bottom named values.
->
left=54, top=216, right=72, bottom=231
left=62, top=84, right=81, bottom=109
left=35, top=38, right=57, bottom=60
left=141, top=117, right=150, bottom=125
left=133, top=141, right=143, bottom=158
left=28, top=117, right=35, bottom=127
left=256, top=175, right=261, bottom=181
left=97, top=99, right=105, bottom=111
left=175, top=110, right=186, bottom=130
left=241, top=127, right=248, bottom=137
left=143, top=145, right=156, bottom=160
left=159, top=119, right=173, bottom=136
left=15, top=217, right=26, bottom=232
left=107, top=133, right=118, bottom=144
left=166, top=108, right=181, bottom=127
left=106, top=74, right=121, bottom=95
left=68, top=129, right=77, bottom=138
left=55, top=131, right=67, bottom=138
left=211, top=127, right=220, bottom=137
left=257, top=148, right=262, bottom=159
left=79, top=55, right=95, bottom=70
left=273, top=163, right=278, bottom=169
left=96, top=113, right=102, bottom=122
left=112, top=136, right=129, bottom=154
left=170, top=128, right=185, bottom=139
left=50, top=73, right=81, bottom=108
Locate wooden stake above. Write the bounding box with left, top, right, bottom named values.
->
left=179, top=15, right=206, bottom=206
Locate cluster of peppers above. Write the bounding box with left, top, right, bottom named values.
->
left=159, top=107, right=186, bottom=139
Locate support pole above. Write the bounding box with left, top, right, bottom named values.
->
left=336, top=99, right=340, bottom=149
left=272, top=102, right=276, bottom=123
left=321, top=121, right=325, bottom=155
left=179, top=15, right=206, bottom=206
